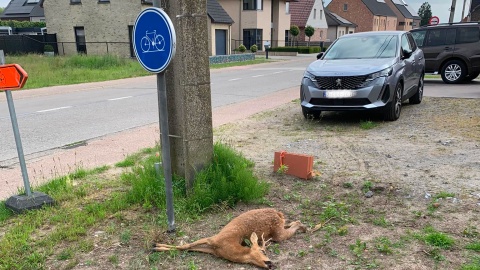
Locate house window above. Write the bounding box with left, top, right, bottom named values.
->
left=243, top=29, right=263, bottom=49
left=286, top=2, right=290, bottom=14
left=243, top=0, right=262, bottom=10
left=98, top=0, right=110, bottom=3
left=70, top=0, right=81, bottom=4
left=399, top=22, right=405, bottom=26
left=320, top=10, right=323, bottom=19
left=314, top=9, right=317, bottom=19
left=74, top=27, right=87, bottom=54
left=141, top=0, right=153, bottom=4
left=343, top=4, right=348, bottom=11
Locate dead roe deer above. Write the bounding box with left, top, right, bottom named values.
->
left=153, top=208, right=307, bottom=269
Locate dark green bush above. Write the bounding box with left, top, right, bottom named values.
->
left=269, top=46, right=321, bottom=54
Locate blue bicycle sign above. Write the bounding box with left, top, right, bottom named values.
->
left=133, top=8, right=176, bottom=73
left=141, top=30, right=166, bottom=53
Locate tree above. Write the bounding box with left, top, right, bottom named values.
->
left=304, top=25, right=315, bottom=46
left=418, top=2, right=433, bottom=26
left=290, top=25, right=300, bottom=46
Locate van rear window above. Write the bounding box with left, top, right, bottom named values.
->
left=456, top=27, right=480, bottom=44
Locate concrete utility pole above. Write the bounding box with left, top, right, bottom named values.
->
left=164, top=0, right=213, bottom=190
left=449, top=0, right=457, bottom=23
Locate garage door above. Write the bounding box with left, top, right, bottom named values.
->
left=215, top=29, right=227, bottom=55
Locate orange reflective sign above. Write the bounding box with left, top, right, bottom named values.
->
left=0, top=64, right=28, bottom=90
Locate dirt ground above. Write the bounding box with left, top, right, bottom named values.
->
left=49, top=96, right=480, bottom=270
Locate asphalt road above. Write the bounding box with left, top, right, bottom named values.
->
left=0, top=56, right=314, bottom=164
left=0, top=56, right=479, bottom=165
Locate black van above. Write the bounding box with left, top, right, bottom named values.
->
left=410, top=22, right=480, bottom=84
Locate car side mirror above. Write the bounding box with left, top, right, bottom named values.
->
left=317, top=52, right=324, bottom=60
left=402, top=49, right=412, bottom=59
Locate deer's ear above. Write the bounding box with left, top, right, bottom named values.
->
left=250, top=232, right=259, bottom=244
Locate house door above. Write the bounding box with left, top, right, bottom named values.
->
left=215, top=29, right=227, bottom=55
left=74, top=27, right=87, bottom=54
left=128, top=25, right=134, bottom=57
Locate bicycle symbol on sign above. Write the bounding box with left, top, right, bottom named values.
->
left=141, top=30, right=166, bottom=53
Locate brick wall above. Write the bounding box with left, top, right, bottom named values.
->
left=297, top=27, right=329, bottom=42
left=44, top=0, right=146, bottom=56
left=327, top=0, right=374, bottom=32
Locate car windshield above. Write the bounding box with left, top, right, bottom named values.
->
left=324, top=35, right=398, bottom=60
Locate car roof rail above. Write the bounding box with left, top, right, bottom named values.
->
left=420, top=22, right=480, bottom=28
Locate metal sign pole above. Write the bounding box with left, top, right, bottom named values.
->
left=157, top=72, right=175, bottom=232
left=5, top=90, right=32, bottom=196
left=133, top=2, right=176, bottom=232
left=1, top=51, right=32, bottom=196
left=152, top=0, right=175, bottom=232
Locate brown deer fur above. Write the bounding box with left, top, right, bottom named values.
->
left=153, top=208, right=307, bottom=269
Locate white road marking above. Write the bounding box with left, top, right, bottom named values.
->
left=272, top=71, right=285, bottom=74
left=108, top=96, right=133, bottom=101
left=37, top=106, right=72, bottom=113
left=252, top=75, right=265, bottom=78
left=229, top=78, right=242, bottom=81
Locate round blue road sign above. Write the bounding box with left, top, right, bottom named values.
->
left=133, top=8, right=176, bottom=73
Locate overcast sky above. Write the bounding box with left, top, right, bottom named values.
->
left=0, top=0, right=473, bottom=24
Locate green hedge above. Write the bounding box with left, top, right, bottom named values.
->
left=269, top=46, right=323, bottom=54
left=0, top=20, right=46, bottom=28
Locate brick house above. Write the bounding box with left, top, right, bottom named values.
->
left=42, top=0, right=233, bottom=56
left=207, top=0, right=234, bottom=55
left=289, top=0, right=329, bottom=43
left=327, top=0, right=397, bottom=33
left=218, top=0, right=294, bottom=50
left=385, top=0, right=420, bottom=30
left=470, top=0, right=480, bottom=21
left=1, top=0, right=45, bottom=22
left=324, top=8, right=356, bottom=41
left=42, top=0, right=292, bottom=56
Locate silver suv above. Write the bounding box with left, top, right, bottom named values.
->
left=410, top=22, right=480, bottom=84
left=300, top=31, right=425, bottom=121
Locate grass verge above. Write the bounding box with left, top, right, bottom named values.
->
left=0, top=143, right=268, bottom=270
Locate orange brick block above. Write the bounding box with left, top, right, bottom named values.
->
left=274, top=151, right=314, bottom=180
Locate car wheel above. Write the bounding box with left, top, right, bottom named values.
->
left=441, top=60, right=467, bottom=84
left=384, top=82, right=402, bottom=121
left=463, top=71, right=480, bottom=82
left=302, top=107, right=321, bottom=119
left=409, top=74, right=424, bottom=105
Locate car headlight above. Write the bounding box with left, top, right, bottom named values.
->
left=365, top=67, right=393, bottom=81
left=303, top=71, right=317, bottom=82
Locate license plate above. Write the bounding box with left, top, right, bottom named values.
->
left=324, top=90, right=354, bottom=98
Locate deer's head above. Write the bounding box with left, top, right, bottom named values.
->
left=247, top=232, right=273, bottom=269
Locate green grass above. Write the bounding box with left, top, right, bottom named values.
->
left=122, top=142, right=269, bottom=214
left=423, top=226, right=455, bottom=249
left=461, top=256, right=480, bottom=270
left=360, top=120, right=378, bottom=130
left=0, top=143, right=268, bottom=270
left=433, top=191, right=455, bottom=199
left=466, top=241, right=480, bottom=251
left=210, top=57, right=272, bottom=69
left=5, top=54, right=150, bottom=89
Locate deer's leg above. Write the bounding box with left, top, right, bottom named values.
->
left=153, top=238, right=217, bottom=255
left=272, top=221, right=307, bottom=242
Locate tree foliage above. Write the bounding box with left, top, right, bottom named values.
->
left=290, top=25, right=300, bottom=38
left=0, top=20, right=46, bottom=28
left=304, top=25, right=315, bottom=46
left=418, top=2, right=433, bottom=26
